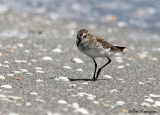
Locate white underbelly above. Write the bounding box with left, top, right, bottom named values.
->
left=78, top=46, right=115, bottom=58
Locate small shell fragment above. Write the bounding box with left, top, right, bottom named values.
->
left=144, top=98, right=154, bottom=103
left=155, top=101, right=160, bottom=106
left=149, top=94, right=160, bottom=98
left=63, top=66, right=72, bottom=69
left=70, top=103, right=79, bottom=108
left=116, top=101, right=125, bottom=106
left=36, top=70, right=44, bottom=73
left=148, top=78, right=156, bottom=80
left=76, top=68, right=83, bottom=72
left=82, top=82, right=88, bottom=85
left=42, top=56, right=53, bottom=61
left=7, top=96, right=22, bottom=100
left=52, top=48, right=62, bottom=53
left=71, top=58, right=84, bottom=63
left=8, top=113, right=19, bottom=115
left=0, top=75, right=5, bottom=80
left=57, top=100, right=68, bottom=104
left=110, top=89, right=118, bottom=93
left=12, top=78, right=21, bottom=80
left=7, top=74, right=14, bottom=76
left=30, top=92, right=38, bottom=95
left=77, top=92, right=87, bottom=97
left=117, top=65, right=124, bottom=69
left=93, top=101, right=99, bottom=104
left=59, top=76, right=70, bottom=82
left=138, top=82, right=145, bottom=85
left=87, top=94, right=96, bottom=100
left=1, top=85, right=12, bottom=89
left=103, top=75, right=112, bottom=79
left=70, top=84, right=77, bottom=87
left=73, top=108, right=89, bottom=114
left=35, top=67, right=42, bottom=70
left=35, top=79, right=44, bottom=83
left=141, top=102, right=151, bottom=107
left=54, top=76, right=70, bottom=82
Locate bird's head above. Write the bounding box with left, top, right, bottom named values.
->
left=76, top=29, right=89, bottom=46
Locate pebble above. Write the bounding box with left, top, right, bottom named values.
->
left=0, top=75, right=5, bottom=80
left=1, top=85, right=12, bottom=89
left=42, top=56, right=53, bottom=61
left=71, top=58, right=84, bottom=63
left=73, top=108, right=89, bottom=114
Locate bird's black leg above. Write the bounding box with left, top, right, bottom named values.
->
left=92, top=58, right=97, bottom=81
left=95, top=58, right=111, bottom=80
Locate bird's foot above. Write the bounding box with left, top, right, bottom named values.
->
left=92, top=77, right=97, bottom=81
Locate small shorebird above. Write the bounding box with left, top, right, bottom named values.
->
left=76, top=29, right=126, bottom=81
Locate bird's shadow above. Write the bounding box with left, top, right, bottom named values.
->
left=68, top=78, right=106, bottom=81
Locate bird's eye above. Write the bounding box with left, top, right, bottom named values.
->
left=84, top=35, right=87, bottom=38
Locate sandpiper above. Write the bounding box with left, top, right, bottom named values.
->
left=76, top=29, right=126, bottom=81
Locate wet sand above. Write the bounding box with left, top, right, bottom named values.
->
left=0, top=12, right=160, bottom=115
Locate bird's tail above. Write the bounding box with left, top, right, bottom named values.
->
left=114, top=46, right=126, bottom=54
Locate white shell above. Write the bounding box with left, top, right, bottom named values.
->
left=71, top=58, right=84, bottom=63
left=63, top=66, right=72, bottom=69
left=155, top=101, right=160, bottom=106
left=103, top=75, right=112, bottom=79
left=1, top=85, right=12, bottom=89
left=0, top=75, right=5, bottom=80
left=116, top=101, right=125, bottom=106
left=42, top=56, right=53, bottom=61
left=144, top=98, right=154, bottom=102
left=30, top=92, right=38, bottom=95
left=149, top=94, right=160, bottom=98
left=52, top=48, right=62, bottom=53
left=57, top=100, right=68, bottom=104
left=73, top=108, right=89, bottom=114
